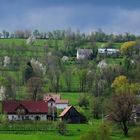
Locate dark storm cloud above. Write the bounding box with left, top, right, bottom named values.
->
left=0, top=0, right=140, bottom=34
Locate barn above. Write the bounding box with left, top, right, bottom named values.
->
left=59, top=106, right=86, bottom=123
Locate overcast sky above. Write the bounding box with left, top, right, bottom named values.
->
left=0, top=0, right=140, bottom=34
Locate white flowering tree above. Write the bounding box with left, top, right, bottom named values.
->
left=30, top=58, right=46, bottom=77
left=0, top=86, right=6, bottom=101
left=61, top=56, right=69, bottom=62
left=0, top=75, right=17, bottom=100
left=26, top=35, right=36, bottom=45
left=3, top=56, right=10, bottom=67
left=97, top=60, right=107, bottom=69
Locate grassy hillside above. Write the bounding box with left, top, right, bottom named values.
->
left=0, top=38, right=124, bottom=96
left=0, top=39, right=136, bottom=140
left=0, top=38, right=122, bottom=48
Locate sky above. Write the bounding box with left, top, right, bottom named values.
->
left=1, top=0, right=140, bottom=34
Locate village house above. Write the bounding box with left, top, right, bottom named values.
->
left=131, top=104, right=140, bottom=122
left=77, top=49, right=93, bottom=60
left=2, top=100, right=49, bottom=121
left=59, top=106, right=86, bottom=123
left=98, top=48, right=120, bottom=56
left=43, top=94, right=69, bottom=109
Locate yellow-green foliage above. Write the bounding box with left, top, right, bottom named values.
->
left=121, top=41, right=136, bottom=55
left=0, top=113, right=8, bottom=123
left=111, top=75, right=128, bottom=90
left=112, top=75, right=140, bottom=95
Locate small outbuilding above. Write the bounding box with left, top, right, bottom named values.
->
left=59, top=106, right=86, bottom=123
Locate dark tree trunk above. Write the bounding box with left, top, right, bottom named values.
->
left=122, top=121, right=128, bottom=136
left=33, top=88, right=37, bottom=101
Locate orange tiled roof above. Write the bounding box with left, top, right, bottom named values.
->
left=44, top=94, right=60, bottom=101
left=44, top=94, right=68, bottom=104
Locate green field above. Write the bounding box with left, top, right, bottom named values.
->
left=0, top=38, right=122, bottom=48
left=60, top=92, right=80, bottom=105
left=0, top=133, right=131, bottom=140
left=0, top=120, right=132, bottom=140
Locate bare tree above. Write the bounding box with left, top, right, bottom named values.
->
left=46, top=53, right=62, bottom=93
left=27, top=77, right=43, bottom=100
left=90, top=96, right=103, bottom=119
left=64, top=68, right=72, bottom=92
left=108, top=91, right=136, bottom=136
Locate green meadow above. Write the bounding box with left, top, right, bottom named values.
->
left=0, top=120, right=132, bottom=140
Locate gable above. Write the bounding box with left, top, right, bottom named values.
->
left=15, top=104, right=28, bottom=115
left=59, top=106, right=81, bottom=117
left=47, top=98, right=55, bottom=102
left=65, top=107, right=80, bottom=117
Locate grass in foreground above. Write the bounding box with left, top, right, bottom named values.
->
left=0, top=120, right=133, bottom=140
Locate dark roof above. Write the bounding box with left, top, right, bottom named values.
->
left=59, top=106, right=73, bottom=117
left=2, top=100, right=48, bottom=114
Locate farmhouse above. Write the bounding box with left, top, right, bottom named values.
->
left=2, top=100, right=48, bottom=121
left=44, top=94, right=69, bottom=109
left=77, top=49, right=93, bottom=60
left=59, top=106, right=86, bottom=123
left=98, top=48, right=119, bottom=55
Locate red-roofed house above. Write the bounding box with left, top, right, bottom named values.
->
left=2, top=100, right=48, bottom=121
left=44, top=94, right=69, bottom=109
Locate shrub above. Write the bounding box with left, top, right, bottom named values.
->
left=0, top=113, right=8, bottom=124
left=132, top=127, right=140, bottom=140
left=98, top=122, right=111, bottom=140
left=78, top=94, right=89, bottom=108
left=80, top=129, right=98, bottom=140
left=80, top=122, right=111, bottom=140
left=56, top=121, right=67, bottom=135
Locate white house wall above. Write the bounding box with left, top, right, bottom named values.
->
left=47, top=101, right=68, bottom=109
left=77, top=51, right=86, bottom=60
left=8, top=114, right=47, bottom=121
left=56, top=104, right=68, bottom=109
left=48, top=101, right=55, bottom=107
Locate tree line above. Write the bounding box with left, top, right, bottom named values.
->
left=0, top=28, right=139, bottom=42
